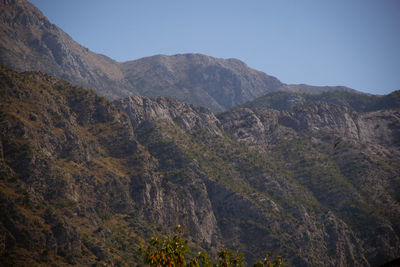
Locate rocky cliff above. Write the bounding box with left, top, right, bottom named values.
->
left=1, top=66, right=399, bottom=266
left=218, top=103, right=400, bottom=266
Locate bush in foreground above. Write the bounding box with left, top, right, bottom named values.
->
left=139, top=225, right=283, bottom=267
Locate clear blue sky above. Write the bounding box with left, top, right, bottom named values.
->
left=30, top=0, right=400, bottom=95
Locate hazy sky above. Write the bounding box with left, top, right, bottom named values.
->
left=30, top=0, right=400, bottom=94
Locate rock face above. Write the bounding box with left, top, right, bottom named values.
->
left=218, top=104, right=400, bottom=266
left=114, top=95, right=386, bottom=267
left=1, top=0, right=360, bottom=113
left=117, top=95, right=222, bottom=135
left=1, top=66, right=399, bottom=266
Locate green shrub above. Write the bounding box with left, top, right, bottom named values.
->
left=139, top=225, right=283, bottom=267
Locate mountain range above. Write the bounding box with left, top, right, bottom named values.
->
left=0, top=0, right=358, bottom=113
left=0, top=0, right=399, bottom=266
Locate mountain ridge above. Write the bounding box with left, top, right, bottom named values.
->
left=240, top=90, right=400, bottom=112
left=1, top=0, right=365, bottom=113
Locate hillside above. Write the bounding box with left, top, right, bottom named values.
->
left=1, top=66, right=400, bottom=266
left=0, top=65, right=147, bottom=265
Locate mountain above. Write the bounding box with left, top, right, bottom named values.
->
left=1, top=65, right=399, bottom=266
left=1, top=0, right=360, bottom=113
left=119, top=54, right=363, bottom=112
left=120, top=54, right=286, bottom=112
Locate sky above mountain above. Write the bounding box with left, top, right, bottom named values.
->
left=30, top=0, right=400, bottom=95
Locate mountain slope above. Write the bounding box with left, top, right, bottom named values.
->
left=0, top=0, right=134, bottom=99
left=0, top=65, right=146, bottom=265
left=4, top=65, right=265, bottom=266
left=2, top=66, right=399, bottom=266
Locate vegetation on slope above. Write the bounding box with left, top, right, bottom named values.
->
left=241, top=90, right=400, bottom=112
